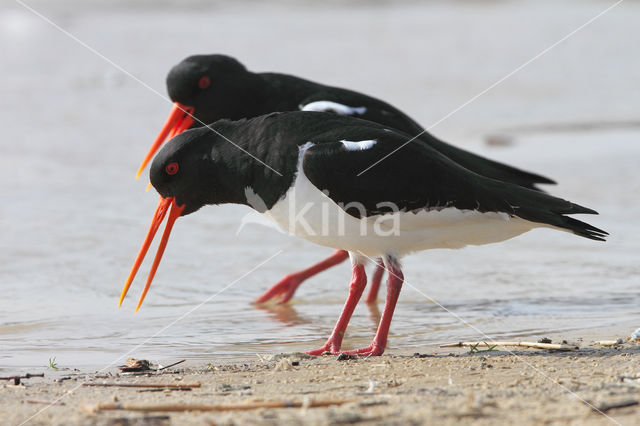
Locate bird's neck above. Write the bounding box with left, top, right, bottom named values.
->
left=202, top=72, right=268, bottom=122
left=254, top=72, right=320, bottom=112
left=207, top=118, right=301, bottom=212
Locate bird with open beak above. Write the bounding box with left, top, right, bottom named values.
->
left=120, top=111, right=606, bottom=356
left=133, top=54, right=557, bottom=306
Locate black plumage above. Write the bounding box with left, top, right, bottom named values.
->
left=150, top=111, right=606, bottom=241
left=162, top=54, right=554, bottom=191
left=122, top=111, right=606, bottom=356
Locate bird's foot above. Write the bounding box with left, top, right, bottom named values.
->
left=340, top=343, right=385, bottom=357
left=306, top=339, right=343, bottom=356
left=254, top=274, right=303, bottom=304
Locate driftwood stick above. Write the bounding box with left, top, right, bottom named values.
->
left=82, top=382, right=200, bottom=389
left=439, top=341, right=578, bottom=351
left=26, top=399, right=66, bottom=406
left=0, top=373, right=45, bottom=380
left=595, top=340, right=623, bottom=346
left=157, top=359, right=186, bottom=371
left=587, top=399, right=639, bottom=413
left=82, top=399, right=354, bottom=414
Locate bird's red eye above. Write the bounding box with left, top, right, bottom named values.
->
left=198, top=76, right=210, bottom=89
left=165, top=162, right=179, bottom=175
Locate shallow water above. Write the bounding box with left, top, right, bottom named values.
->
left=1, top=1, right=639, bottom=370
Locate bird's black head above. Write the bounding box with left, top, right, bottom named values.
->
left=166, top=54, right=254, bottom=124
left=134, top=55, right=258, bottom=178
left=148, top=127, right=220, bottom=216
left=122, top=125, right=251, bottom=313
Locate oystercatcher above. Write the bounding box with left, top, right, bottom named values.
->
left=120, top=111, right=606, bottom=356
left=136, top=54, right=556, bottom=305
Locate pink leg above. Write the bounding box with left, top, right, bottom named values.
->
left=306, top=263, right=367, bottom=355
left=254, top=250, right=349, bottom=304
left=363, top=258, right=385, bottom=304
left=342, top=258, right=404, bottom=357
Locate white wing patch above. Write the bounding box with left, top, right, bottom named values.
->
left=301, top=101, right=366, bottom=116
left=341, top=139, right=377, bottom=151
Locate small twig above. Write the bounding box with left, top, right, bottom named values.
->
left=595, top=339, right=624, bottom=346
left=440, top=341, right=578, bottom=351
left=0, top=373, right=45, bottom=381
left=157, top=359, right=186, bottom=371
left=82, top=382, right=200, bottom=389
left=620, top=377, right=640, bottom=388
left=26, top=399, right=66, bottom=406
left=587, top=399, right=639, bottom=413
left=82, top=399, right=355, bottom=414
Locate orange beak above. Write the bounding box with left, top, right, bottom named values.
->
left=119, top=197, right=186, bottom=312
left=135, top=102, right=195, bottom=179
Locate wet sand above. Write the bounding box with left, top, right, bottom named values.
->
left=4, top=325, right=640, bottom=425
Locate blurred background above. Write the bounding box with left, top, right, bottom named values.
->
left=1, top=0, right=638, bottom=369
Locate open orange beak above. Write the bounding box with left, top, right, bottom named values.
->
left=135, top=102, right=195, bottom=179
left=119, top=197, right=186, bottom=312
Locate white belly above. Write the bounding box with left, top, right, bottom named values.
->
left=263, top=157, right=540, bottom=258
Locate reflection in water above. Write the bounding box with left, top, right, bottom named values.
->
left=366, top=302, right=381, bottom=329
left=253, top=303, right=307, bottom=327
left=254, top=298, right=382, bottom=330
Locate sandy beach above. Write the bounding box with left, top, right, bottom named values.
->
left=4, top=323, right=640, bottom=425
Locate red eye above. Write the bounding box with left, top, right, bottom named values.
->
left=198, top=76, right=210, bottom=89
left=165, top=162, right=179, bottom=175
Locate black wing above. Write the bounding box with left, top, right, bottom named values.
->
left=301, top=131, right=606, bottom=241
left=299, top=91, right=425, bottom=136
left=299, top=92, right=555, bottom=190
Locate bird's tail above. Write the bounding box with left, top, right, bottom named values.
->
left=481, top=180, right=608, bottom=241
left=425, top=135, right=556, bottom=191
left=519, top=208, right=608, bottom=241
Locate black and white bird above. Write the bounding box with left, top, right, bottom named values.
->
left=120, top=111, right=606, bottom=357
left=136, top=54, right=556, bottom=305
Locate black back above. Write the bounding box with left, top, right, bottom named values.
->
left=151, top=111, right=605, bottom=241
left=165, top=54, right=555, bottom=190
